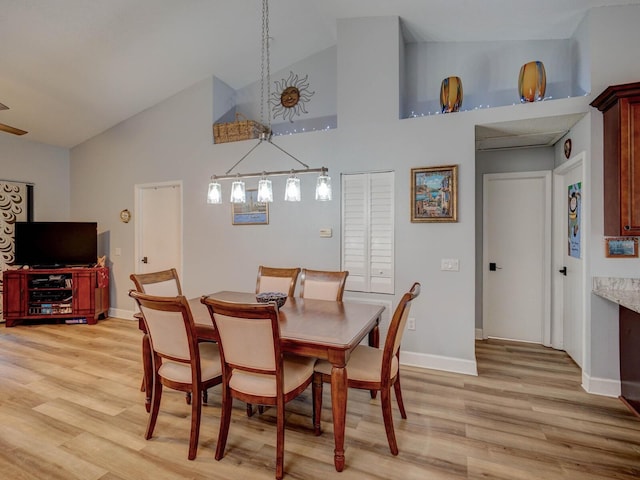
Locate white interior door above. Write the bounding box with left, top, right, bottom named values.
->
left=135, top=182, right=182, bottom=277
left=483, top=171, right=551, bottom=344
left=553, top=153, right=585, bottom=367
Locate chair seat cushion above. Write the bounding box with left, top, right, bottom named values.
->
left=159, top=342, right=222, bottom=383
left=230, top=354, right=315, bottom=397
left=314, top=345, right=398, bottom=383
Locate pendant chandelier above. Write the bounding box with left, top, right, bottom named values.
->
left=207, top=0, right=331, bottom=205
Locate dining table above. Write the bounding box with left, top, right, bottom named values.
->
left=138, top=291, right=385, bottom=472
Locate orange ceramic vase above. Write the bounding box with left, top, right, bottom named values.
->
left=440, top=76, right=463, bottom=113
left=518, top=61, right=546, bottom=103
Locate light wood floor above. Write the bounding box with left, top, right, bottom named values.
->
left=1, top=317, right=639, bottom=479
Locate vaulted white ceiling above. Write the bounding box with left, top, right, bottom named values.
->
left=0, top=0, right=638, bottom=148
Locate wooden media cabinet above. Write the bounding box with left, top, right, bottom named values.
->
left=2, top=267, right=109, bottom=327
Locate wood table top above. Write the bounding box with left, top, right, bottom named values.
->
left=190, top=291, right=384, bottom=352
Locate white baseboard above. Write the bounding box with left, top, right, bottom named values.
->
left=400, top=350, right=478, bottom=376
left=582, top=371, right=621, bottom=398
left=108, top=308, right=137, bottom=321
left=475, top=328, right=483, bottom=340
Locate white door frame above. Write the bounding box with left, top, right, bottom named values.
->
left=482, top=170, right=552, bottom=346
left=134, top=180, right=183, bottom=275
left=551, top=151, right=587, bottom=357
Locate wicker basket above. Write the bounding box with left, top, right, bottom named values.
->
left=213, top=113, right=268, bottom=144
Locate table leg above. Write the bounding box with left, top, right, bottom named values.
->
left=368, top=323, right=380, bottom=349
left=368, top=323, right=379, bottom=399
left=142, top=333, right=152, bottom=413
left=331, top=364, right=348, bottom=472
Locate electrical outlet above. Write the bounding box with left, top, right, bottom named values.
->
left=407, top=317, right=416, bottom=331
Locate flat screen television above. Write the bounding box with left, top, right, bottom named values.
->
left=14, top=221, right=98, bottom=268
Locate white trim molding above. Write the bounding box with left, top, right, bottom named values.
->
left=582, top=371, right=621, bottom=398
left=401, top=350, right=478, bottom=376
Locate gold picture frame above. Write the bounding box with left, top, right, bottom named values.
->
left=231, top=190, right=269, bottom=225
left=411, top=165, right=458, bottom=222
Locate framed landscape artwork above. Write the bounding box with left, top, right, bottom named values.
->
left=231, top=190, right=269, bottom=225
left=605, top=237, right=638, bottom=258
left=411, top=165, right=458, bottom=222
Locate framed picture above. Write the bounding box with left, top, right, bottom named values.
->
left=231, top=190, right=269, bottom=225
left=411, top=165, right=458, bottom=222
left=605, top=237, right=638, bottom=258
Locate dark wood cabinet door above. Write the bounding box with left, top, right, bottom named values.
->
left=591, top=82, right=640, bottom=236
left=620, top=97, right=640, bottom=235
left=619, top=305, right=640, bottom=415
left=73, top=271, right=95, bottom=316
left=2, top=271, right=25, bottom=323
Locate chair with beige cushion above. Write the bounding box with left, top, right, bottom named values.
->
left=201, top=296, right=319, bottom=480
left=131, top=268, right=211, bottom=407
left=313, top=282, right=420, bottom=456
left=130, top=268, right=183, bottom=297
left=256, top=266, right=301, bottom=297
left=299, top=268, right=349, bottom=301
left=128, top=290, right=222, bottom=460
left=251, top=266, right=302, bottom=415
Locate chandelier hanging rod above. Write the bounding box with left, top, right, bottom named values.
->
left=222, top=132, right=310, bottom=176
left=212, top=166, right=326, bottom=181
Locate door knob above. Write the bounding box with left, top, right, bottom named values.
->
left=559, top=266, right=567, bottom=276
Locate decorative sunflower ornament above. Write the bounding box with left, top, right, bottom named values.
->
left=270, top=71, right=315, bottom=122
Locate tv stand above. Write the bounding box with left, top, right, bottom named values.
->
left=2, top=267, right=109, bottom=327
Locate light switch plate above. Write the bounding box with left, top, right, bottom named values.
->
left=441, top=258, right=459, bottom=271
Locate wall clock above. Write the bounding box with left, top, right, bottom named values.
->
left=119, top=209, right=131, bottom=223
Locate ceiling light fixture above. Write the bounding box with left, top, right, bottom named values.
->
left=207, top=0, right=330, bottom=205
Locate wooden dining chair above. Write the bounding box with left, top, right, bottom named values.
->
left=200, top=296, right=319, bottom=480
left=256, top=266, right=301, bottom=297
left=313, top=282, right=421, bottom=456
left=131, top=268, right=209, bottom=407
left=251, top=266, right=302, bottom=416
left=130, top=268, right=183, bottom=297
left=299, top=268, right=349, bottom=301
left=128, top=290, right=223, bottom=460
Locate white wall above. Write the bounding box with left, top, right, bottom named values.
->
left=0, top=134, right=70, bottom=220
left=235, top=46, right=337, bottom=129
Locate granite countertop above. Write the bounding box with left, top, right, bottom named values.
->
left=592, top=277, right=640, bottom=314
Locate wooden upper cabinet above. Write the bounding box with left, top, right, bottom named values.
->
left=591, top=82, right=640, bottom=236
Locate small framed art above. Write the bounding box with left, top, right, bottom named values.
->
left=410, top=165, right=458, bottom=222
left=605, top=237, right=638, bottom=258
left=232, top=190, right=269, bottom=225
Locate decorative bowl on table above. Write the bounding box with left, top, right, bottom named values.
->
left=256, top=292, right=287, bottom=309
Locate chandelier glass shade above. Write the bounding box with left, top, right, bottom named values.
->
left=315, top=170, right=332, bottom=201
left=230, top=179, right=246, bottom=203
left=207, top=180, right=222, bottom=204
left=257, top=176, right=273, bottom=202
left=284, top=175, right=301, bottom=202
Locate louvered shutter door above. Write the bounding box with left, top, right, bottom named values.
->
left=341, top=172, right=394, bottom=294
left=342, top=174, right=368, bottom=292
left=370, top=172, right=394, bottom=293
